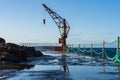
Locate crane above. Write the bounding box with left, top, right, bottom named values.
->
left=42, top=4, right=70, bottom=51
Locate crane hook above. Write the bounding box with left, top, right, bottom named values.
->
left=43, top=19, right=46, bottom=25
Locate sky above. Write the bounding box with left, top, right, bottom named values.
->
left=0, top=0, right=120, bottom=45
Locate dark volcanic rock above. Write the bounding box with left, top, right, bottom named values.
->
left=0, top=64, right=34, bottom=70
left=0, top=38, right=5, bottom=45
left=36, top=51, right=43, bottom=56
left=0, top=52, right=17, bottom=62
left=0, top=42, right=43, bottom=63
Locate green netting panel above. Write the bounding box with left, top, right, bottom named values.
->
left=66, top=48, right=70, bottom=53
left=115, top=52, right=120, bottom=63
left=73, top=50, right=77, bottom=53
left=105, top=40, right=116, bottom=44
left=115, top=56, right=120, bottom=63
left=86, top=50, right=91, bottom=53
left=119, top=38, right=120, bottom=42
left=66, top=47, right=73, bottom=53
left=92, top=50, right=102, bottom=55
left=80, top=49, right=84, bottom=53
left=104, top=51, right=116, bottom=60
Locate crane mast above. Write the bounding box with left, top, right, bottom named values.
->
left=42, top=4, right=70, bottom=51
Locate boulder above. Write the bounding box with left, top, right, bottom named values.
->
left=0, top=52, right=18, bottom=62
left=0, top=42, right=43, bottom=63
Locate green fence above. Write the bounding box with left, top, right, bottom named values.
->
left=67, top=36, right=120, bottom=63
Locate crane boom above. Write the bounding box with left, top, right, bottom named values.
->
left=42, top=3, right=70, bottom=51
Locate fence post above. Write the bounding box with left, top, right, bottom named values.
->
left=117, top=36, right=119, bottom=60
left=84, top=45, right=86, bottom=61
left=115, top=36, right=120, bottom=63
left=117, top=36, right=120, bottom=72
left=70, top=44, right=72, bottom=52
left=102, top=41, right=105, bottom=65
left=71, top=44, right=73, bottom=52
left=77, top=44, right=80, bottom=55
left=90, top=44, right=93, bottom=63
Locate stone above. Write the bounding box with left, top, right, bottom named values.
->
left=0, top=40, right=43, bottom=63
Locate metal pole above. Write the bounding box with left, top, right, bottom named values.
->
left=84, top=45, right=86, bottom=61
left=77, top=44, right=80, bottom=55
left=72, top=44, right=73, bottom=53
left=117, top=36, right=119, bottom=60
left=116, top=37, right=120, bottom=78
left=70, top=44, right=72, bottom=52
left=101, top=41, right=105, bottom=72
left=102, top=41, right=105, bottom=65
left=90, top=44, right=93, bottom=63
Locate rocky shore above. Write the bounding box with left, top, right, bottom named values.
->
left=0, top=38, right=43, bottom=63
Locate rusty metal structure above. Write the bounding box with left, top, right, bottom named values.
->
left=42, top=4, right=70, bottom=51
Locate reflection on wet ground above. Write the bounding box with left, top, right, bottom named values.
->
left=4, top=65, right=119, bottom=80
left=4, top=65, right=72, bottom=80
left=0, top=64, right=34, bottom=80
left=0, top=64, right=34, bottom=70
left=0, top=51, right=120, bottom=80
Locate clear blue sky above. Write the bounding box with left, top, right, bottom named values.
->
left=0, top=0, right=120, bottom=44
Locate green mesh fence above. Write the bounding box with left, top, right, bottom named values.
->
left=104, top=51, right=116, bottom=60
left=86, top=50, right=91, bottom=53
left=105, top=40, right=116, bottom=44
left=66, top=37, right=120, bottom=63
left=66, top=48, right=70, bottom=53
left=92, top=50, right=102, bottom=55
left=79, top=49, right=84, bottom=53
left=115, top=52, right=120, bottom=63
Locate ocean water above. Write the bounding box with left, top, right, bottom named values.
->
left=71, top=48, right=116, bottom=59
